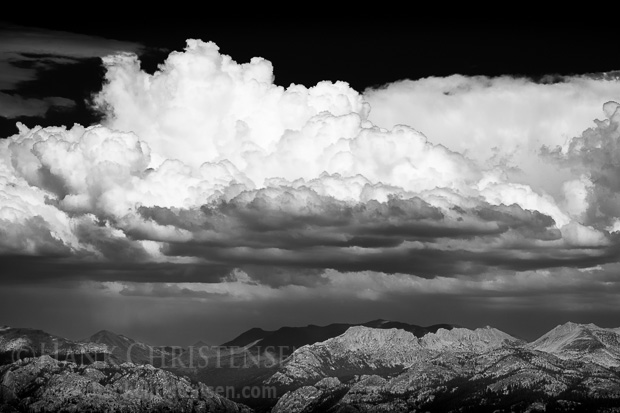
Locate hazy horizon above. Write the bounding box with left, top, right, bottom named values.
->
left=4, top=312, right=620, bottom=348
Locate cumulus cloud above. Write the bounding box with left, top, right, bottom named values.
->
left=94, top=41, right=369, bottom=179
left=363, top=75, right=620, bottom=198
left=0, top=39, right=618, bottom=294
left=543, top=100, right=620, bottom=231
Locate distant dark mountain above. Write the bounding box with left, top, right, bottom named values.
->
left=362, top=319, right=456, bottom=336
left=220, top=319, right=456, bottom=356
left=221, top=327, right=270, bottom=347
left=87, top=329, right=183, bottom=367
left=192, top=340, right=211, bottom=348
left=0, top=326, right=110, bottom=365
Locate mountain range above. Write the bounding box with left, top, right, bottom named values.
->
left=1, top=321, right=620, bottom=412
left=220, top=319, right=455, bottom=355
left=265, top=325, right=525, bottom=390
left=0, top=326, right=109, bottom=365
left=267, top=323, right=620, bottom=412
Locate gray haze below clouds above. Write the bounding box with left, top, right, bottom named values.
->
left=2, top=272, right=620, bottom=345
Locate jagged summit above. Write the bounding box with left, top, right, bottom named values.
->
left=529, top=321, right=620, bottom=367
left=89, top=329, right=140, bottom=346
left=265, top=326, right=425, bottom=388
left=324, top=325, right=521, bottom=353
left=265, top=324, right=523, bottom=389
left=87, top=329, right=176, bottom=365
left=553, top=321, right=600, bottom=331
left=325, top=325, right=421, bottom=350
left=421, top=326, right=524, bottom=352
left=531, top=321, right=606, bottom=352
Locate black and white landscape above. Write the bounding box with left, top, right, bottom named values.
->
left=1, top=17, right=620, bottom=412
left=2, top=321, right=620, bottom=412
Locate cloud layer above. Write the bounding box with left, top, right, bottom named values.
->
left=1, top=39, right=620, bottom=337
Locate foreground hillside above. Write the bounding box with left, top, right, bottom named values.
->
left=272, top=346, right=620, bottom=412
left=0, top=355, right=251, bottom=412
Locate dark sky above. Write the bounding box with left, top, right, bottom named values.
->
left=2, top=17, right=616, bottom=138
left=1, top=16, right=620, bottom=346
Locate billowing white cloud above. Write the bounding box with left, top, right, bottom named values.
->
left=0, top=39, right=618, bottom=289
left=94, top=40, right=369, bottom=178
left=543, top=100, right=620, bottom=231
left=363, top=75, right=620, bottom=198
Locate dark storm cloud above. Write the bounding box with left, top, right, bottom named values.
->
left=233, top=266, right=327, bottom=288
left=117, top=282, right=231, bottom=299
left=137, top=192, right=560, bottom=247
left=72, top=220, right=152, bottom=262
left=0, top=216, right=72, bottom=255
left=0, top=254, right=233, bottom=286
left=120, top=188, right=616, bottom=283
left=4, top=180, right=585, bottom=287
left=167, top=239, right=613, bottom=281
